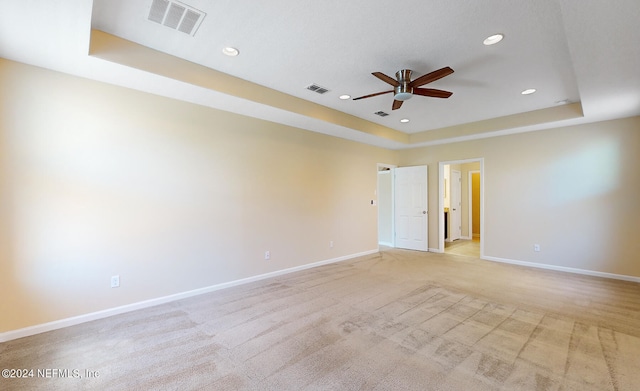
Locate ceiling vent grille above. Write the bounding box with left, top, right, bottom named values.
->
left=306, top=84, right=329, bottom=95
left=148, top=0, right=205, bottom=36
left=374, top=111, right=390, bottom=117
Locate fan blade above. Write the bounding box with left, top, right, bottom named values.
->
left=392, top=100, right=403, bottom=110
left=353, top=90, right=393, bottom=100
left=372, top=72, right=400, bottom=87
left=413, top=88, right=453, bottom=98
left=409, top=66, right=454, bottom=88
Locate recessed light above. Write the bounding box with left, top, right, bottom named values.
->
left=222, top=47, right=239, bottom=57
left=521, top=88, right=536, bottom=95
left=483, top=34, right=504, bottom=46
left=400, top=118, right=410, bottom=123
left=339, top=95, right=351, bottom=100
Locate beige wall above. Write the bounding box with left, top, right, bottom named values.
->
left=460, top=162, right=480, bottom=238
left=2, top=57, right=640, bottom=335
left=0, top=59, right=397, bottom=332
left=400, top=117, right=640, bottom=277
left=472, top=172, right=480, bottom=236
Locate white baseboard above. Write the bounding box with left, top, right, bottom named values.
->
left=378, top=241, right=394, bottom=247
left=429, top=247, right=444, bottom=253
left=482, top=255, right=640, bottom=283
left=0, top=249, right=379, bottom=343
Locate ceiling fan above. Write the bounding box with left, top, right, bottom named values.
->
left=353, top=67, right=454, bottom=110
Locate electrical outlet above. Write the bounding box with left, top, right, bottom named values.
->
left=110, top=275, right=120, bottom=288
left=534, top=244, right=541, bottom=252
left=265, top=251, right=270, bottom=260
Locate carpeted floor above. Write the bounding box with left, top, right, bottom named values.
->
left=2, top=249, right=639, bottom=390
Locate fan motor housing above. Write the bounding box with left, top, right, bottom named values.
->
left=394, top=69, right=414, bottom=100
left=394, top=87, right=413, bottom=101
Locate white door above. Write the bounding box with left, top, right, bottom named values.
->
left=450, top=169, right=462, bottom=241
left=394, top=166, right=428, bottom=251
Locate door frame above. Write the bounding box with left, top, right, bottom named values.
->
left=438, top=158, right=484, bottom=256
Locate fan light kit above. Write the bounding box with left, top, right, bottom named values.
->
left=400, top=118, right=410, bottom=123
left=483, top=34, right=504, bottom=46
left=353, top=67, right=454, bottom=111
left=222, top=47, right=239, bottom=56
left=339, top=95, right=351, bottom=100
left=521, top=88, right=537, bottom=95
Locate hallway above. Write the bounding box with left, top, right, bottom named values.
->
left=445, top=237, right=480, bottom=257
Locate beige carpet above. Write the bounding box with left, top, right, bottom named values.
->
left=2, top=249, right=640, bottom=390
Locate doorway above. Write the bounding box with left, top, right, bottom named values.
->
left=439, top=159, right=483, bottom=258
left=448, top=169, right=462, bottom=241
left=469, top=170, right=481, bottom=240
left=377, top=163, right=395, bottom=248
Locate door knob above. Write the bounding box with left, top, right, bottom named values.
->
left=423, top=211, right=427, bottom=214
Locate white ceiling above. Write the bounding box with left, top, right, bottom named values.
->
left=1, top=0, right=639, bottom=149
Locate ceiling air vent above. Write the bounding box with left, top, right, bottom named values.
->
left=148, top=0, right=206, bottom=36
left=306, top=84, right=329, bottom=95
left=374, top=111, right=390, bottom=117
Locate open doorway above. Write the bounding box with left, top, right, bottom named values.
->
left=377, top=163, right=395, bottom=249
left=439, top=159, right=483, bottom=258
left=469, top=170, right=481, bottom=241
